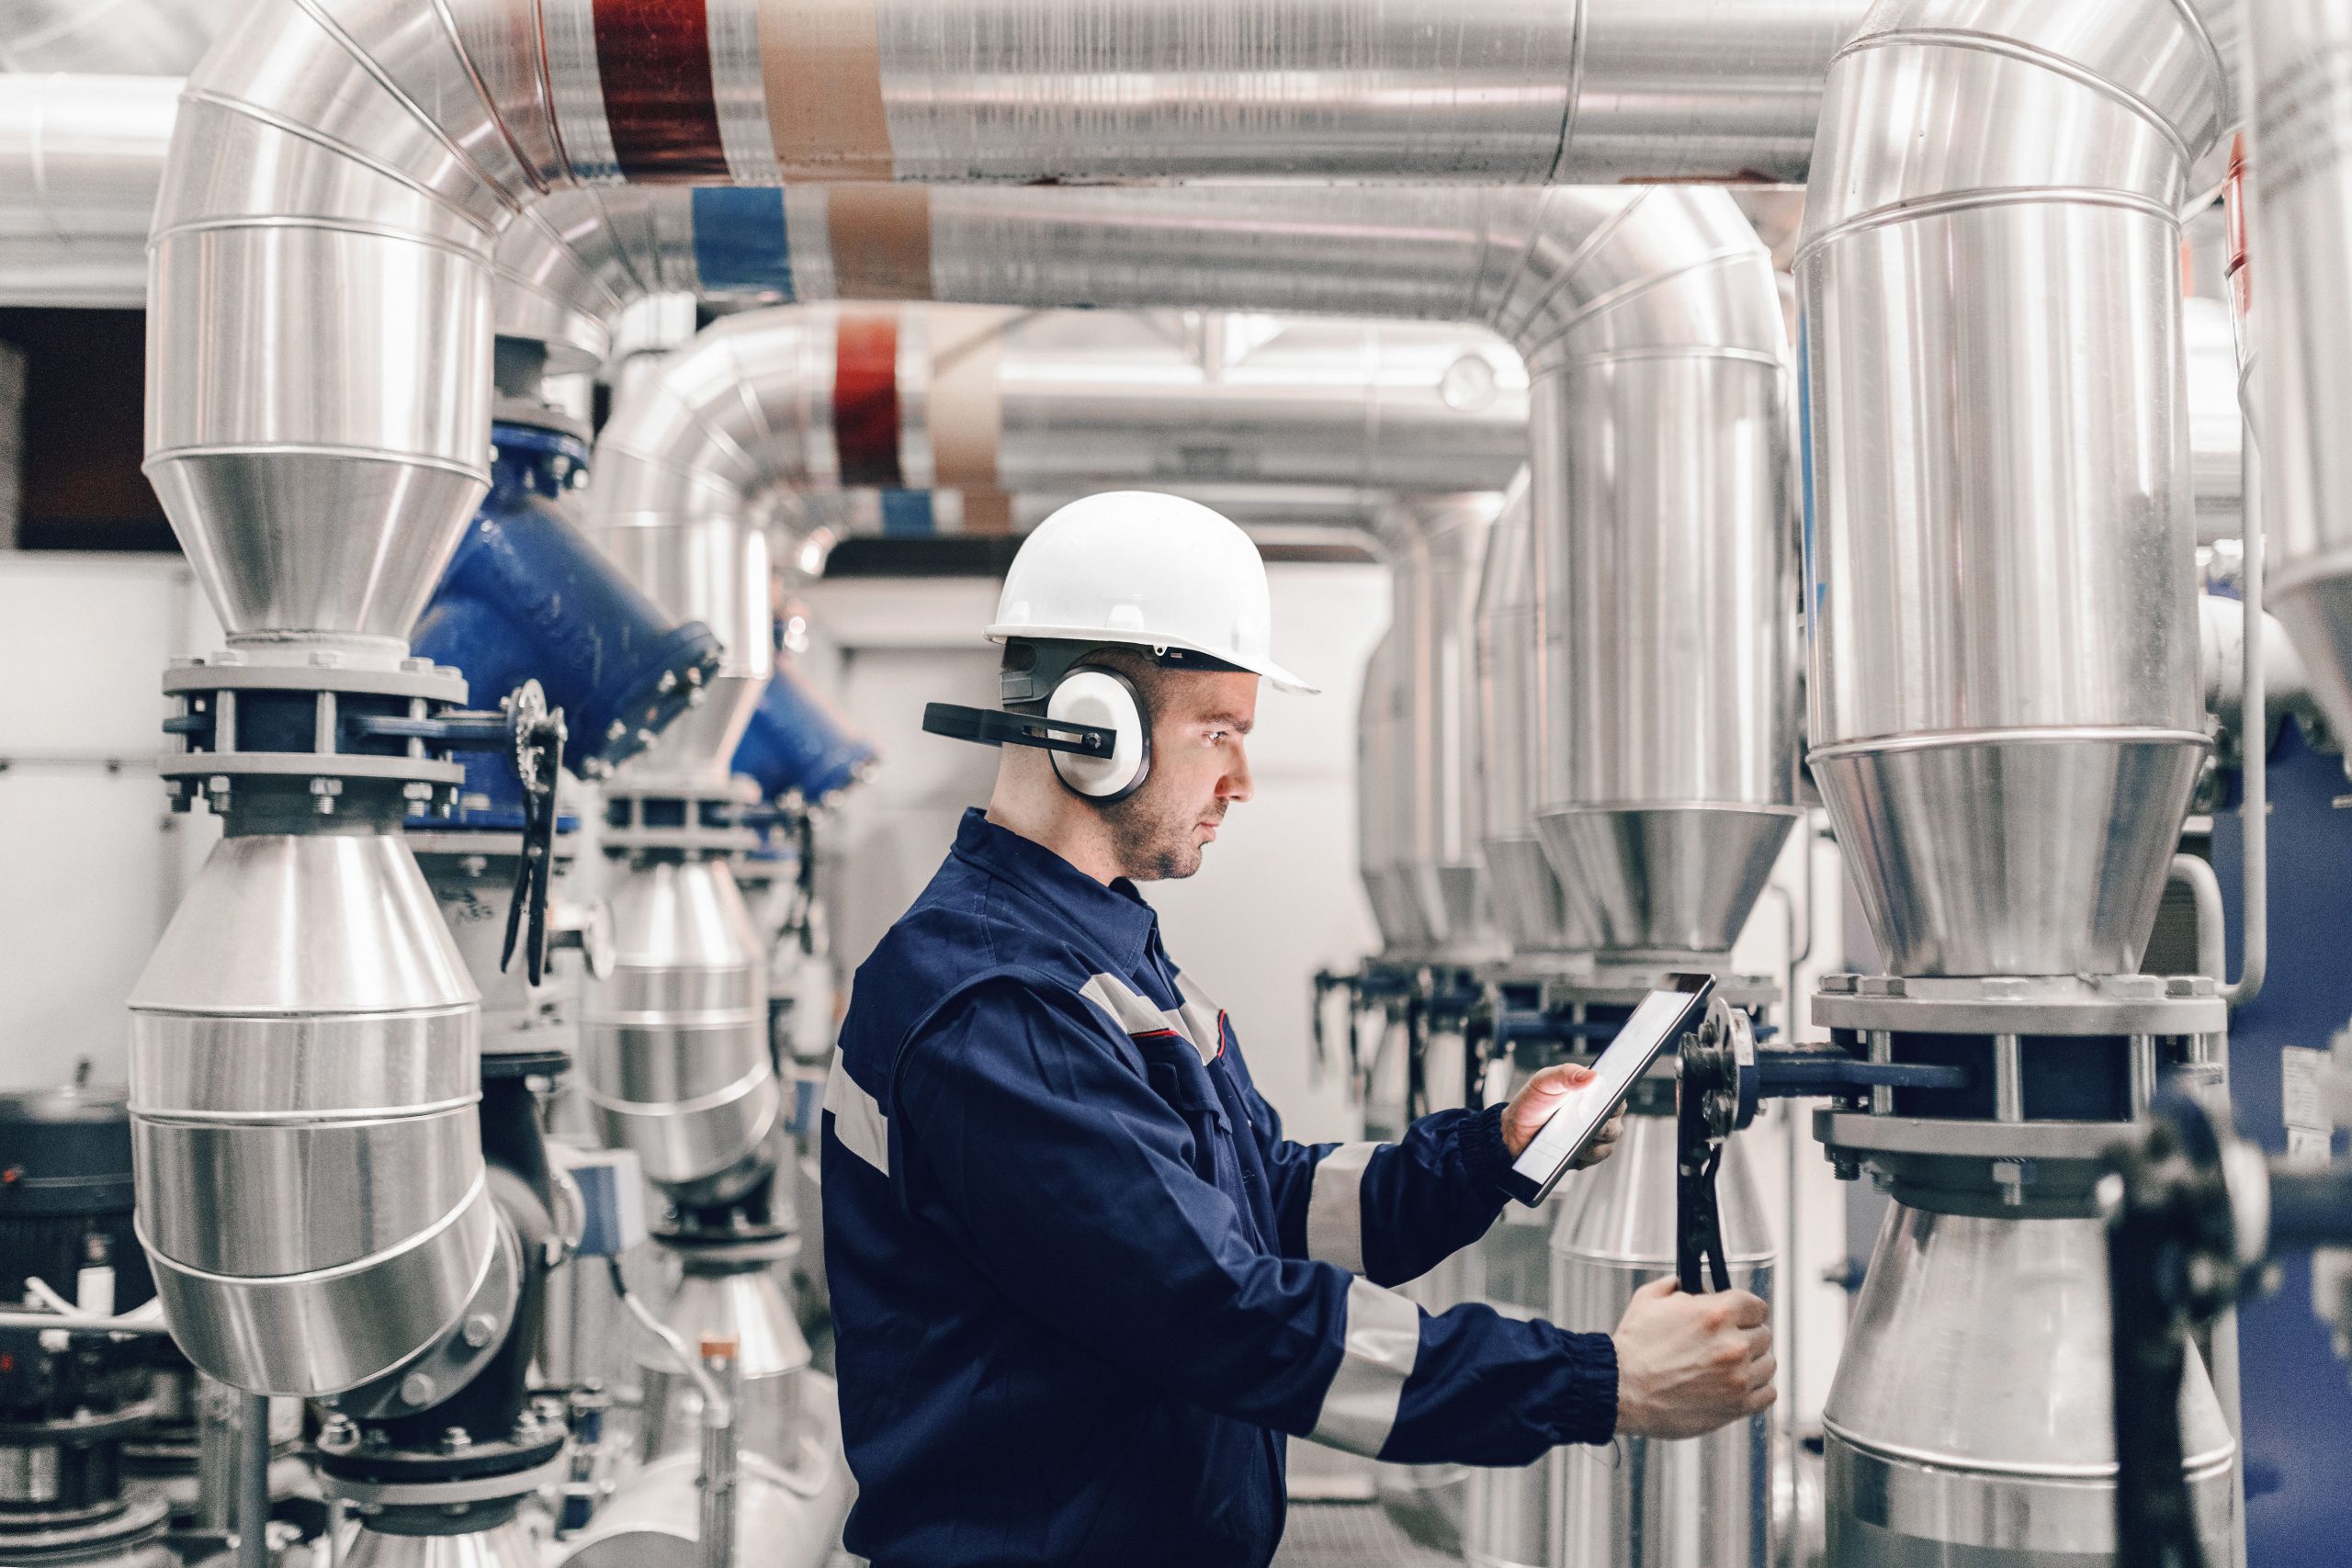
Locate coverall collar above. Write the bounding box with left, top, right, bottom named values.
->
left=952, top=807, right=1160, bottom=969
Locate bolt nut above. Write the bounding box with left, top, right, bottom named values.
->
left=1830, top=1155, right=1861, bottom=1182
left=461, top=1313, right=497, bottom=1349
left=318, top=1415, right=360, bottom=1453
left=399, top=1371, right=437, bottom=1407
left=441, top=1426, right=473, bottom=1451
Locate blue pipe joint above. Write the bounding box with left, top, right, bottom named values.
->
left=732, top=659, right=876, bottom=806
left=413, top=421, right=724, bottom=819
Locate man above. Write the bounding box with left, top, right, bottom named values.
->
left=823, top=493, right=1774, bottom=1568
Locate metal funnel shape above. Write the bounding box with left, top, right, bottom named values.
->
left=1550, top=1109, right=1772, bottom=1567
left=596, top=518, right=774, bottom=786
left=581, top=858, right=780, bottom=1201
left=1535, top=805, right=1794, bottom=956
left=1823, top=1206, right=2233, bottom=1564
left=146, top=451, right=487, bottom=644
left=2273, top=570, right=2352, bottom=749
left=126, top=833, right=493, bottom=1396
left=1482, top=836, right=1592, bottom=956
left=1810, top=730, right=2206, bottom=976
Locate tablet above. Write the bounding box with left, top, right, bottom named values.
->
left=1498, top=973, right=1716, bottom=1207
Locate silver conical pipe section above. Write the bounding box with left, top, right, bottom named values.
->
left=1798, top=0, right=2235, bottom=976
left=1550, top=1106, right=1774, bottom=1565
left=1380, top=491, right=1504, bottom=958
left=1473, top=468, right=1594, bottom=958
left=1526, top=197, right=1800, bottom=957
left=581, top=857, right=780, bottom=1201
left=128, top=830, right=494, bottom=1397
left=1356, top=629, right=1430, bottom=954
left=1822, top=1206, right=2234, bottom=1564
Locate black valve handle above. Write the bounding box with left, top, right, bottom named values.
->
left=496, top=681, right=566, bottom=987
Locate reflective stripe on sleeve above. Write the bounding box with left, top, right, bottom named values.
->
left=1306, top=1142, right=1381, bottom=1273
left=1307, top=1276, right=1421, bottom=1458
left=824, top=1051, right=889, bottom=1175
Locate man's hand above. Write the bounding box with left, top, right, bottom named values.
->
left=1500, top=1063, right=1623, bottom=1170
left=1611, top=1277, right=1776, bottom=1438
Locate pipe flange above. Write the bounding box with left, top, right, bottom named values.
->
left=600, top=782, right=763, bottom=856
left=314, top=1220, right=521, bottom=1425
left=318, top=1439, right=569, bottom=1507
left=1548, top=961, right=1778, bottom=1011
left=158, top=655, right=481, bottom=807
left=1814, top=1109, right=2137, bottom=1217
left=1813, top=973, right=2225, bottom=1036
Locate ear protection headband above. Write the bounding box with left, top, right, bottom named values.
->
left=922, top=641, right=1154, bottom=805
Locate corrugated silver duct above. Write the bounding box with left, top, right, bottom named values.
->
left=0, top=73, right=175, bottom=307
left=0, top=0, right=237, bottom=73
left=1376, top=491, right=1505, bottom=958
left=1798, top=0, right=2238, bottom=978
left=1472, top=469, right=1592, bottom=958
left=2249, top=1, right=2352, bottom=743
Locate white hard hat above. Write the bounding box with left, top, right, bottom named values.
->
left=988, top=491, right=1317, bottom=694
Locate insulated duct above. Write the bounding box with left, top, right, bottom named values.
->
left=0, top=73, right=177, bottom=307
left=0, top=0, right=237, bottom=74
left=1472, top=469, right=1593, bottom=958
left=587, top=303, right=1526, bottom=546
left=1798, top=0, right=2240, bottom=978
left=588, top=182, right=1800, bottom=960
left=138, top=0, right=1809, bottom=1401
left=1376, top=491, right=1506, bottom=958
left=2248, top=3, right=2352, bottom=746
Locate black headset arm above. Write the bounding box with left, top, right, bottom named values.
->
left=922, top=702, right=1115, bottom=759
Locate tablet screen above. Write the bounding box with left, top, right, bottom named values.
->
left=1499, top=974, right=1715, bottom=1207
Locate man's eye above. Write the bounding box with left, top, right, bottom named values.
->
left=1205, top=730, right=1227, bottom=743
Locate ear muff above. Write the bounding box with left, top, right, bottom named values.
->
left=1046, top=669, right=1150, bottom=803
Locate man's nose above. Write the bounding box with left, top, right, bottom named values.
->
left=1221, top=744, right=1254, bottom=804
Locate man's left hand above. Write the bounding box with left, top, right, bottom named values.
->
left=1500, top=1063, right=1623, bottom=1169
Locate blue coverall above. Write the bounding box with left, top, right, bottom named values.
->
left=822, top=809, right=1618, bottom=1567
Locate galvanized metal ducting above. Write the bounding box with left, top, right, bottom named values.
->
left=136, top=0, right=1818, bottom=1403
left=1798, top=0, right=2240, bottom=979
left=2248, top=2, right=2352, bottom=750
left=1472, top=469, right=1593, bottom=958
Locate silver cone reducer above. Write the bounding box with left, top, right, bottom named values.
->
left=1795, top=1, right=2243, bottom=1562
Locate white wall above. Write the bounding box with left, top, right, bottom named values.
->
left=807, top=561, right=1389, bottom=1143
left=0, top=552, right=221, bottom=1091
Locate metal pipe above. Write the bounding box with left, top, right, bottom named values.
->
left=591, top=305, right=1528, bottom=550
left=0, top=72, right=175, bottom=306
left=2248, top=1, right=2352, bottom=767
left=236, top=1391, right=269, bottom=1568
left=137, top=0, right=1801, bottom=1419
left=2228, top=430, right=2269, bottom=1009
left=0, top=0, right=236, bottom=73
left=1798, top=0, right=2239, bottom=980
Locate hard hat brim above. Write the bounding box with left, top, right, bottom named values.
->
left=986, top=623, right=1318, bottom=695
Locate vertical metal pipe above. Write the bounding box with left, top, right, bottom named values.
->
left=236, top=1391, right=269, bottom=1568
left=698, top=1337, right=741, bottom=1568
left=1992, top=1037, right=2024, bottom=1123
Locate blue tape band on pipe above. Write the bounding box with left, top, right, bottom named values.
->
left=693, top=187, right=796, bottom=298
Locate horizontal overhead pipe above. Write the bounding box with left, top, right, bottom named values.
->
left=0, top=0, right=239, bottom=74
left=589, top=303, right=1528, bottom=538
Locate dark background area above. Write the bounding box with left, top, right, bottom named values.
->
left=0, top=308, right=174, bottom=551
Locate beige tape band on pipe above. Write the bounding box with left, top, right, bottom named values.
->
left=759, top=0, right=895, bottom=182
